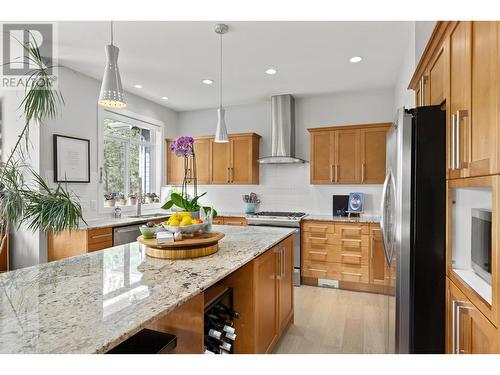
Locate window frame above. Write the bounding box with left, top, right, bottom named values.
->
left=97, top=107, right=164, bottom=214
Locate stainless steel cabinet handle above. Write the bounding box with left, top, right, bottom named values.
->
left=341, top=271, right=362, bottom=277
left=455, top=110, right=468, bottom=170
left=308, top=268, right=327, bottom=273
left=114, top=227, right=139, bottom=234
left=90, top=233, right=112, bottom=239
left=361, top=162, right=365, bottom=182
left=309, top=236, right=328, bottom=241
left=308, top=251, right=328, bottom=255
left=451, top=113, right=456, bottom=170
left=452, top=300, right=470, bottom=354
left=274, top=248, right=283, bottom=280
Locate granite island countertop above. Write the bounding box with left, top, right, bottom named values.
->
left=0, top=225, right=295, bottom=354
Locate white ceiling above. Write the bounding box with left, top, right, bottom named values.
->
left=57, top=21, right=411, bottom=112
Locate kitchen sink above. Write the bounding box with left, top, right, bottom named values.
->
left=127, top=213, right=168, bottom=218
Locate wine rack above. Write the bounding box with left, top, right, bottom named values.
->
left=204, top=287, right=239, bottom=354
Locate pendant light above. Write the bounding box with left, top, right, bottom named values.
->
left=98, top=21, right=126, bottom=109
left=214, top=23, right=229, bottom=143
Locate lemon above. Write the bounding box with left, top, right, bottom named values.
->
left=169, top=219, right=181, bottom=227
left=180, top=218, right=192, bottom=226
left=180, top=212, right=192, bottom=218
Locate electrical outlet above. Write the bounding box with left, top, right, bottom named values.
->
left=90, top=200, right=97, bottom=211
left=80, top=200, right=88, bottom=211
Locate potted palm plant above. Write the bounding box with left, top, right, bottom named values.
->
left=0, top=34, right=84, bottom=271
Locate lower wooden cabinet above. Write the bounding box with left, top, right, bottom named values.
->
left=48, top=227, right=113, bottom=261
left=214, top=234, right=294, bottom=353
left=446, top=277, right=498, bottom=354
left=301, top=221, right=392, bottom=293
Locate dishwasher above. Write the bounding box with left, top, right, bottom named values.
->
left=113, top=224, right=142, bottom=246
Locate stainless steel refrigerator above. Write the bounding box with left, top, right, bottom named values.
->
left=381, top=105, right=446, bottom=354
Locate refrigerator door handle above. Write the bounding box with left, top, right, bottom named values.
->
left=380, top=171, right=393, bottom=266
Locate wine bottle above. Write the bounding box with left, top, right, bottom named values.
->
left=208, top=328, right=222, bottom=340
left=206, top=336, right=232, bottom=352
left=213, top=303, right=240, bottom=319
left=204, top=339, right=221, bottom=354
left=207, top=316, right=236, bottom=335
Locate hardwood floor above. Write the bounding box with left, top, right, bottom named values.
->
left=274, top=285, right=392, bottom=354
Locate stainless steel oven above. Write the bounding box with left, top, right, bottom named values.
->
left=471, top=208, right=492, bottom=284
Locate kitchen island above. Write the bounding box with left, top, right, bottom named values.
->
left=0, top=225, right=295, bottom=354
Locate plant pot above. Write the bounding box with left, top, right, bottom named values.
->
left=128, top=198, right=137, bottom=206
left=184, top=211, right=200, bottom=219
left=145, top=197, right=153, bottom=204
left=119, top=199, right=127, bottom=206
left=245, top=202, right=256, bottom=214
left=105, top=199, right=116, bottom=207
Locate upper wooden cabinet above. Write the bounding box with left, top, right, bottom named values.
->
left=210, top=133, right=261, bottom=185
left=167, top=133, right=261, bottom=185
left=308, top=123, right=390, bottom=185
left=410, top=21, right=500, bottom=179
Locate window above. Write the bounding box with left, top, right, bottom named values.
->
left=100, top=110, right=161, bottom=208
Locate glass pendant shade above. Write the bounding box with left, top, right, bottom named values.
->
left=98, top=44, right=126, bottom=109
left=214, top=107, right=229, bottom=143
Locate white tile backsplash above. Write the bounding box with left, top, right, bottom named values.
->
left=163, top=164, right=383, bottom=216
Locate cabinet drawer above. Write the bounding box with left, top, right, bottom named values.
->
left=302, top=261, right=333, bottom=278
left=302, top=261, right=369, bottom=283
left=212, top=217, right=224, bottom=225
left=335, top=224, right=369, bottom=238
left=87, top=240, right=113, bottom=252
left=87, top=227, right=113, bottom=244
left=302, top=221, right=335, bottom=234
left=302, top=243, right=368, bottom=264
left=302, top=232, right=336, bottom=245
left=302, top=243, right=337, bottom=262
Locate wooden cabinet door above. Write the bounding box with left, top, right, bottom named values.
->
left=166, top=140, right=185, bottom=185
left=192, top=138, right=210, bottom=184
left=360, top=126, right=388, bottom=184
left=310, top=130, right=334, bottom=184
left=369, top=227, right=386, bottom=286
left=446, top=278, right=497, bottom=354
left=428, top=45, right=445, bottom=105
left=254, top=247, right=279, bottom=354
left=448, top=21, right=472, bottom=179
left=210, top=140, right=230, bottom=184
left=334, top=128, right=360, bottom=184
left=468, top=21, right=498, bottom=177
left=278, top=236, right=294, bottom=335
left=230, top=136, right=252, bottom=184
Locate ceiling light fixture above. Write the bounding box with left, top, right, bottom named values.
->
left=161, top=96, right=169, bottom=100
left=134, top=84, right=143, bottom=89
left=214, top=23, right=229, bottom=143
left=98, top=21, right=126, bottom=109
left=202, top=79, right=214, bottom=85
left=265, top=68, right=277, bottom=75
left=349, top=56, right=363, bottom=63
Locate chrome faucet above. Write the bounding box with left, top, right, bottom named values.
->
left=137, top=177, right=142, bottom=217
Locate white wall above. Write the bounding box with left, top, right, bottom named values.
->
left=2, top=68, right=178, bottom=269
left=175, top=89, right=395, bottom=215
left=40, top=68, right=178, bottom=221
left=393, top=21, right=436, bottom=112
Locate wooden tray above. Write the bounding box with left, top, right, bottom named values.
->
left=137, top=232, right=225, bottom=259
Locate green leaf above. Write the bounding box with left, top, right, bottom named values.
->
left=161, top=200, right=174, bottom=210
left=170, top=193, right=186, bottom=210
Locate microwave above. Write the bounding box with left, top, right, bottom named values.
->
left=471, top=208, right=492, bottom=284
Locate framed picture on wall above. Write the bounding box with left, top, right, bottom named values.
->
left=53, top=134, right=90, bottom=183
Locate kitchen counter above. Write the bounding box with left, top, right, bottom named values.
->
left=0, top=225, right=295, bottom=354
left=81, top=211, right=248, bottom=230
left=304, top=214, right=381, bottom=224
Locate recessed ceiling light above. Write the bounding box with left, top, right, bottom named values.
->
left=161, top=96, right=169, bottom=100
left=134, top=84, right=143, bottom=89
left=202, top=79, right=214, bottom=85
left=265, top=68, right=277, bottom=75
left=349, top=56, right=363, bottom=63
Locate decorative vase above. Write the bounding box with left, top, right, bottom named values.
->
left=128, top=197, right=137, bottom=206
left=184, top=211, right=200, bottom=219
left=105, top=199, right=116, bottom=207
left=119, top=199, right=127, bottom=206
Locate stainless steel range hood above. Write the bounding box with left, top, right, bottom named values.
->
left=258, top=94, right=307, bottom=164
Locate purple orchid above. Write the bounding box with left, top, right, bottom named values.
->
left=170, top=136, right=194, bottom=157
